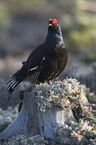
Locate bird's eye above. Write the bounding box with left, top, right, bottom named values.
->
left=52, top=19, right=57, bottom=24
left=48, top=18, right=52, bottom=23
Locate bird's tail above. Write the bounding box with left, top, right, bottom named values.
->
left=7, top=66, right=27, bottom=93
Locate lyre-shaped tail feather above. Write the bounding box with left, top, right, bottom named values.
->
left=7, top=67, right=27, bottom=93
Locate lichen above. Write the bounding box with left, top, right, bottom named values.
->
left=55, top=119, right=96, bottom=145
left=0, top=78, right=96, bottom=145
left=3, top=135, right=48, bottom=145
left=0, top=106, right=18, bottom=131
left=31, top=78, right=95, bottom=117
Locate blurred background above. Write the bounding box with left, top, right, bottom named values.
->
left=0, top=0, right=96, bottom=140
left=0, top=0, right=96, bottom=93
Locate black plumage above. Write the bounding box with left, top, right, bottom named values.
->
left=7, top=18, right=68, bottom=93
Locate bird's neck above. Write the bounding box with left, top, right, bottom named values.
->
left=43, top=27, right=64, bottom=49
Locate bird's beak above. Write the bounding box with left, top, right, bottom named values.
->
left=48, top=23, right=53, bottom=26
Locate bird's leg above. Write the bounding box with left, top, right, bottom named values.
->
left=44, top=80, right=47, bottom=84
left=48, top=80, right=52, bottom=84
left=44, top=80, right=52, bottom=85
left=31, top=83, right=35, bottom=87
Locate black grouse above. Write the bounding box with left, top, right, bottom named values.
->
left=7, top=18, right=68, bottom=93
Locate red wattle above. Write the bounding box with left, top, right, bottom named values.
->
left=52, top=19, right=57, bottom=24
left=48, top=18, right=52, bottom=23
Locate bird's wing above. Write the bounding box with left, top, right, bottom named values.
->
left=28, top=57, right=45, bottom=84
left=27, top=44, right=45, bottom=67
left=27, top=44, right=46, bottom=84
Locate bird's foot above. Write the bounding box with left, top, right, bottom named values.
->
left=48, top=80, right=52, bottom=85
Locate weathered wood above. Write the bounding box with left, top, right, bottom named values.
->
left=0, top=91, right=76, bottom=141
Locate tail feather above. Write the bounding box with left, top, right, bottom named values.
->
left=7, top=66, right=27, bottom=93
left=8, top=81, right=20, bottom=93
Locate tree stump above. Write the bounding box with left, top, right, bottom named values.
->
left=0, top=90, right=76, bottom=141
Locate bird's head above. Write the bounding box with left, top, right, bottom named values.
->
left=44, top=18, right=63, bottom=46
left=48, top=18, right=60, bottom=33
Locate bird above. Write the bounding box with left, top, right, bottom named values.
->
left=7, top=18, right=68, bottom=93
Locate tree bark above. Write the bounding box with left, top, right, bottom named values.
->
left=0, top=91, right=76, bottom=141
